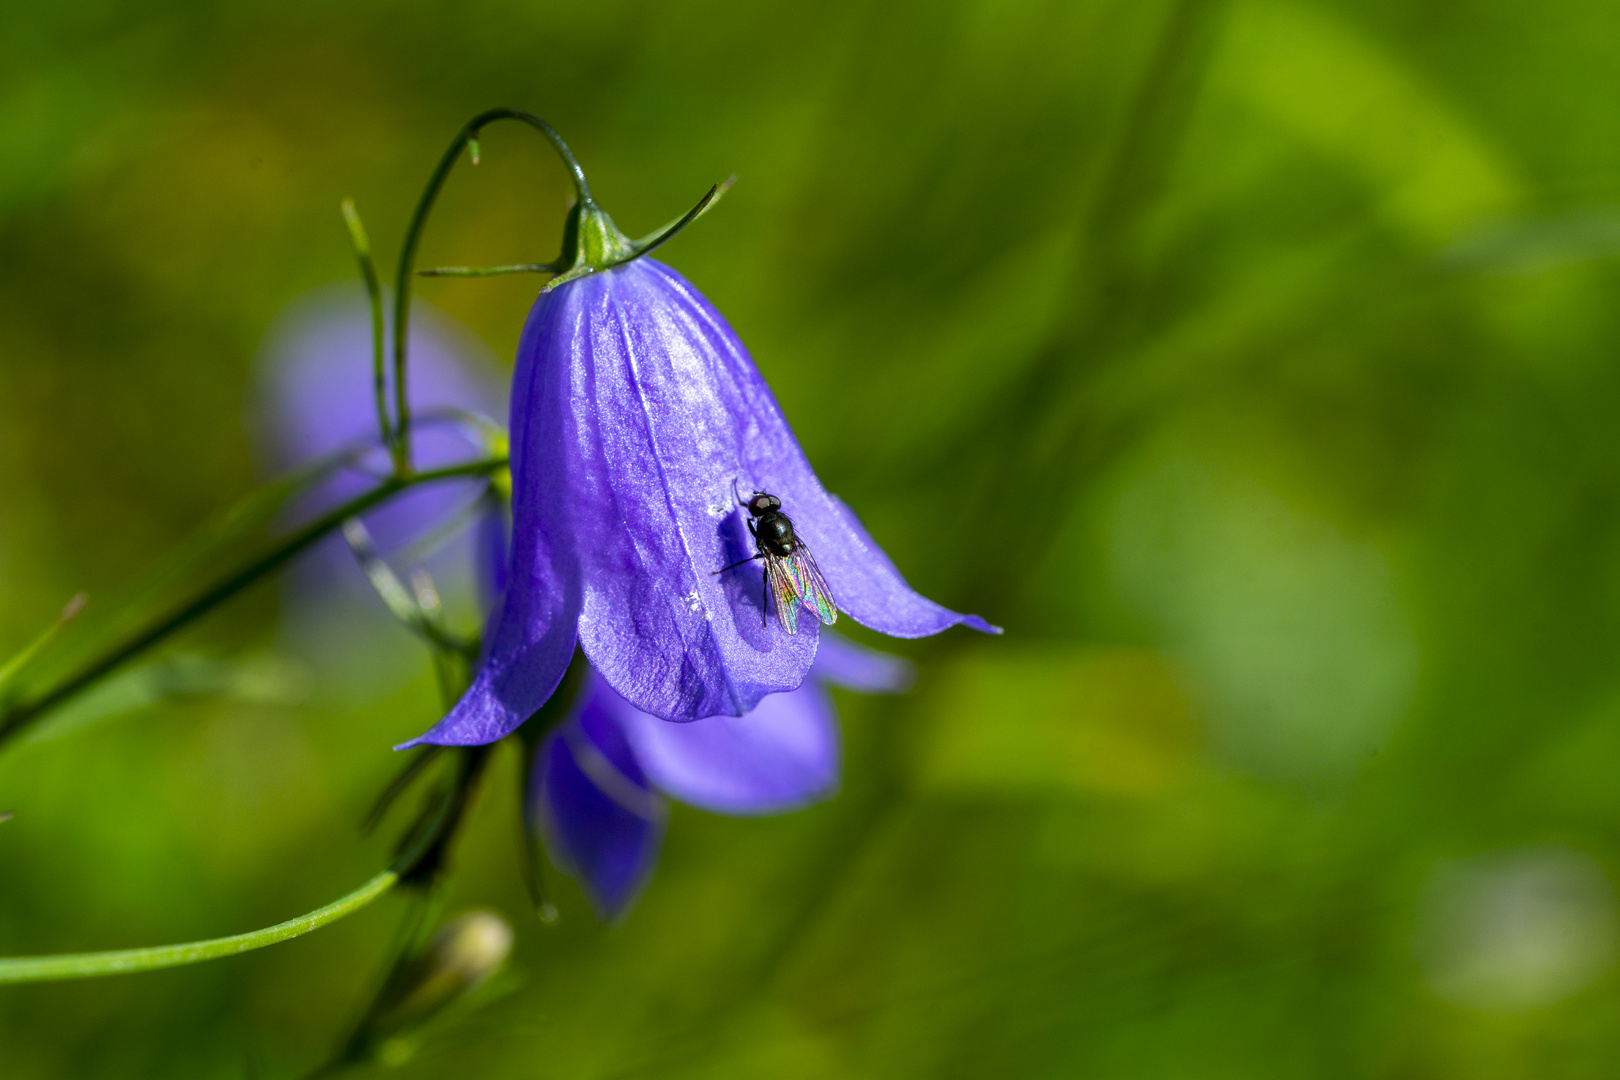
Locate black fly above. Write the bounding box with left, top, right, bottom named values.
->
left=713, top=486, right=838, bottom=634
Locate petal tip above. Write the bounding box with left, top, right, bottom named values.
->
left=393, top=730, right=483, bottom=751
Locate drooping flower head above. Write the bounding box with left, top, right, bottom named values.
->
left=529, top=633, right=912, bottom=919
left=407, top=144, right=995, bottom=747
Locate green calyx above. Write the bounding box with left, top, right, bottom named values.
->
left=547, top=198, right=636, bottom=290
left=537, top=175, right=732, bottom=292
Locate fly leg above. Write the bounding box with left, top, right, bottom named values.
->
left=712, top=554, right=763, bottom=574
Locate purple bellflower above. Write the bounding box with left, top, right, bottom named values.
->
left=406, top=184, right=996, bottom=746
left=528, top=632, right=912, bottom=919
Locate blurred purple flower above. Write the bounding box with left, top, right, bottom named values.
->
left=528, top=633, right=911, bottom=919
left=254, top=288, right=507, bottom=684
left=257, top=286, right=505, bottom=555
left=410, top=258, right=994, bottom=747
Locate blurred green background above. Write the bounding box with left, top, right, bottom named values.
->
left=5, top=0, right=1620, bottom=1075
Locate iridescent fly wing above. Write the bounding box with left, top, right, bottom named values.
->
left=787, top=546, right=838, bottom=626
left=764, top=556, right=801, bottom=635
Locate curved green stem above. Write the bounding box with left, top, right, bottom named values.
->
left=0, top=456, right=507, bottom=749
left=342, top=519, right=477, bottom=660
left=340, top=199, right=393, bottom=457
left=0, top=871, right=398, bottom=984
left=392, top=109, right=588, bottom=474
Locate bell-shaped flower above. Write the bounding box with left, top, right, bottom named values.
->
left=407, top=174, right=995, bottom=747
left=527, top=633, right=911, bottom=920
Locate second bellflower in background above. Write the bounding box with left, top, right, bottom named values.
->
left=258, top=285, right=505, bottom=553
left=530, top=632, right=913, bottom=919
left=256, top=287, right=505, bottom=682
left=412, top=251, right=996, bottom=747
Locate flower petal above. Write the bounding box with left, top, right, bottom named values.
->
left=811, top=632, right=915, bottom=693
left=539, top=262, right=820, bottom=721
left=812, top=495, right=1001, bottom=636
left=529, top=689, right=665, bottom=921
left=400, top=290, right=582, bottom=747
left=631, top=261, right=999, bottom=639
left=611, top=679, right=840, bottom=815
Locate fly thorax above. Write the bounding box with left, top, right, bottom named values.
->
left=756, top=514, right=797, bottom=556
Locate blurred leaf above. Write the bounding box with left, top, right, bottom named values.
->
left=915, top=643, right=1198, bottom=797
left=1220, top=0, right=1521, bottom=244
left=17, top=652, right=311, bottom=748
left=1105, top=429, right=1417, bottom=787
left=0, top=453, right=347, bottom=721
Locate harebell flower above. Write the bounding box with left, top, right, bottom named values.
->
left=406, top=135, right=996, bottom=747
